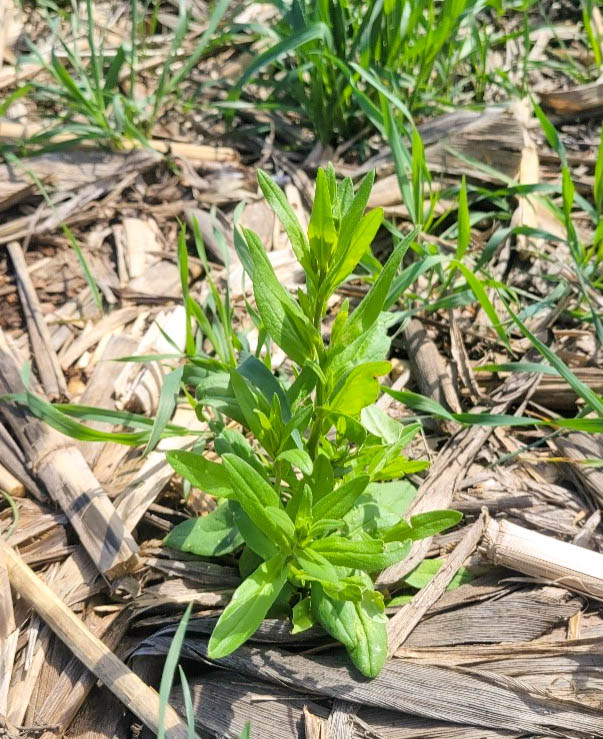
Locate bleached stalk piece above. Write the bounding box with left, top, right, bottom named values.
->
left=0, top=463, right=24, bottom=497
left=387, top=514, right=487, bottom=655
left=0, top=539, right=198, bottom=739
left=0, top=547, right=17, bottom=715
left=7, top=241, right=68, bottom=399
left=0, top=119, right=238, bottom=162
left=122, top=217, right=159, bottom=280
left=0, top=348, right=138, bottom=577
left=482, top=518, right=603, bottom=601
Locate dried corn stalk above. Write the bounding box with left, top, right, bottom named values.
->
left=482, top=517, right=603, bottom=601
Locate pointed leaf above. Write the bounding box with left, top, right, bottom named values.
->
left=208, top=554, right=287, bottom=658
left=245, top=228, right=317, bottom=365
left=330, top=361, right=391, bottom=416
left=166, top=451, right=233, bottom=498
left=277, top=448, right=313, bottom=475
left=341, top=232, right=416, bottom=344
left=312, top=474, right=369, bottom=522
left=163, top=501, right=243, bottom=556
left=223, top=454, right=292, bottom=552
left=257, top=170, right=309, bottom=264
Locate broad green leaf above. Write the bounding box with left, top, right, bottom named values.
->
left=233, top=223, right=254, bottom=278
left=404, top=558, right=473, bottom=590
left=163, top=501, right=243, bottom=557
left=308, top=453, right=334, bottom=504
left=325, top=163, right=337, bottom=203
left=222, top=453, right=281, bottom=511
left=311, top=582, right=357, bottom=649
left=328, top=314, right=391, bottom=385
left=343, top=480, right=417, bottom=535
left=222, top=454, right=292, bottom=552
left=229, top=369, right=264, bottom=440
left=328, top=207, right=383, bottom=289
left=244, top=227, right=317, bottom=365
left=373, top=456, right=429, bottom=480
left=214, top=429, right=269, bottom=480
left=349, top=593, right=388, bottom=678
left=386, top=594, right=414, bottom=607
left=309, top=536, right=411, bottom=572
left=281, top=405, right=313, bottom=448
left=330, top=299, right=349, bottom=348
left=292, top=549, right=361, bottom=599
left=311, top=584, right=388, bottom=677
left=208, top=554, right=287, bottom=658
left=277, top=448, right=313, bottom=475
left=328, top=410, right=368, bottom=445
left=384, top=510, right=462, bottom=543
left=308, top=167, right=337, bottom=266
left=360, top=404, right=406, bottom=443
left=337, top=170, right=375, bottom=254
left=257, top=170, right=309, bottom=264
left=234, top=507, right=277, bottom=561
left=330, top=362, right=391, bottom=416
left=265, top=505, right=296, bottom=541
left=286, top=364, right=319, bottom=405
left=294, top=484, right=313, bottom=531
left=337, top=176, right=354, bottom=217
left=312, top=475, right=370, bottom=522
left=166, top=451, right=233, bottom=497
left=238, top=354, right=290, bottom=419
left=291, top=596, right=314, bottom=634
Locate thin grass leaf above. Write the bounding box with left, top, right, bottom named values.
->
left=456, top=175, right=470, bottom=261
left=450, top=260, right=511, bottom=351
left=532, top=97, right=567, bottom=167
left=234, top=23, right=332, bottom=93
left=476, top=362, right=560, bottom=375
left=503, top=299, right=603, bottom=416
left=167, top=0, right=231, bottom=93
left=178, top=666, right=196, bottom=739
left=157, top=603, right=192, bottom=739
left=3, top=389, right=191, bottom=445
left=143, top=366, right=184, bottom=456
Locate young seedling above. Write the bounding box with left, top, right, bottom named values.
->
left=164, top=165, right=461, bottom=678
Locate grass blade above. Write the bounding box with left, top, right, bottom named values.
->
left=157, top=603, right=193, bottom=739
left=503, top=299, right=603, bottom=416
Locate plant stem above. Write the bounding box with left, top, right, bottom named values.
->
left=307, top=379, right=325, bottom=458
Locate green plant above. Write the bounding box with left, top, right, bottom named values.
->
left=163, top=165, right=461, bottom=678
left=157, top=603, right=194, bottom=739
left=225, top=0, right=503, bottom=146
left=18, top=0, right=229, bottom=149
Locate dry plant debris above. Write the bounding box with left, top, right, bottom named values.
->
left=1, top=0, right=603, bottom=737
